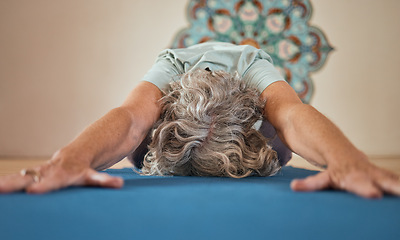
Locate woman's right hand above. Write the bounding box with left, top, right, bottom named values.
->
left=0, top=152, right=123, bottom=194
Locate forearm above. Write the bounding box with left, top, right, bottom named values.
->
left=54, top=82, right=162, bottom=171
left=284, top=105, right=400, bottom=198
left=57, top=107, right=146, bottom=170
left=278, top=104, right=367, bottom=167
left=0, top=82, right=161, bottom=194
left=0, top=110, right=133, bottom=193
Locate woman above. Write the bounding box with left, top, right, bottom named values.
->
left=1, top=42, right=399, bottom=198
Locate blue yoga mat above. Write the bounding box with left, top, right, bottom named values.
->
left=1, top=166, right=399, bottom=240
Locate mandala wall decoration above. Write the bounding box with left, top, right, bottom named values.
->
left=171, top=0, right=333, bottom=103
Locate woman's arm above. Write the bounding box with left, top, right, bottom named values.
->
left=0, top=82, right=162, bottom=194
left=261, top=81, right=400, bottom=198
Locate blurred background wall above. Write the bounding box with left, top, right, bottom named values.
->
left=0, top=0, right=399, bottom=157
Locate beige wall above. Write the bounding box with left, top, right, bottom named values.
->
left=0, top=0, right=399, bottom=157
left=311, top=0, right=400, bottom=156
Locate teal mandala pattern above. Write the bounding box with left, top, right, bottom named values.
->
left=171, top=0, right=333, bottom=103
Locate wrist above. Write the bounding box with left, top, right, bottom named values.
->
left=325, top=148, right=368, bottom=169
left=52, top=146, right=93, bottom=168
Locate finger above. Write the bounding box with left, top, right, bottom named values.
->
left=290, top=171, right=331, bottom=192
left=26, top=169, right=124, bottom=194
left=0, top=171, right=39, bottom=193
left=341, top=173, right=383, bottom=199
left=25, top=175, right=68, bottom=194
left=373, top=171, right=400, bottom=196
left=25, top=165, right=77, bottom=194
left=84, top=170, right=124, bottom=189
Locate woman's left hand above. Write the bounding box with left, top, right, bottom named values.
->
left=290, top=158, right=400, bottom=198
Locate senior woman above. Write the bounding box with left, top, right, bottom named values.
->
left=1, top=42, right=399, bottom=198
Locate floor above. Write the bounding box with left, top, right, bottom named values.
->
left=1, top=155, right=400, bottom=176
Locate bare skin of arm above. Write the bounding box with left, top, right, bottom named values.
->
left=1, top=79, right=399, bottom=198
left=0, top=82, right=162, bottom=194
left=261, top=81, right=400, bottom=198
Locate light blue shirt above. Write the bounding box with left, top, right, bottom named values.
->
left=142, top=42, right=285, bottom=94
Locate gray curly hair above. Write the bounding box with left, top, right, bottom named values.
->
left=141, top=69, right=280, bottom=178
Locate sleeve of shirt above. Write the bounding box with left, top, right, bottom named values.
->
left=242, top=58, right=286, bottom=94
left=141, top=56, right=181, bottom=91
